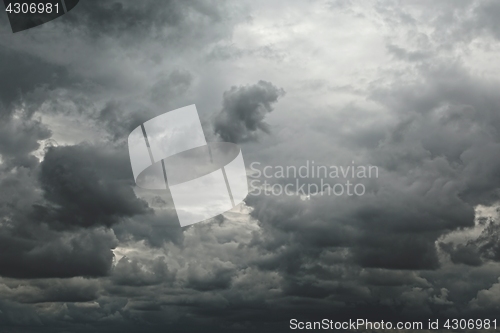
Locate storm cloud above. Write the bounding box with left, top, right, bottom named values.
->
left=1, top=0, right=500, bottom=332
left=214, top=80, right=285, bottom=143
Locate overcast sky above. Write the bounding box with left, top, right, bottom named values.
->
left=2, top=0, right=500, bottom=332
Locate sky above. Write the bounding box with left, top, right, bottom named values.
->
left=1, top=0, right=500, bottom=332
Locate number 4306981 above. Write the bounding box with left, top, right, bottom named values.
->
left=6, top=2, right=59, bottom=14
left=444, top=319, right=496, bottom=330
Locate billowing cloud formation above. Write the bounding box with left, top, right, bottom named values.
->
left=214, top=80, right=285, bottom=143
left=60, top=0, right=227, bottom=41
left=0, top=228, right=118, bottom=279
left=36, top=144, right=150, bottom=229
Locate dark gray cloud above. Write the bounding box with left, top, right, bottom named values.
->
left=36, top=144, right=150, bottom=229
left=185, top=259, right=235, bottom=291
left=0, top=277, right=100, bottom=304
left=113, top=210, right=184, bottom=247
left=58, top=0, right=233, bottom=47
left=0, top=227, right=118, bottom=278
left=386, top=44, right=431, bottom=62
left=440, top=216, right=500, bottom=266
left=96, top=69, right=194, bottom=142
left=62, top=0, right=185, bottom=36
left=111, top=256, right=174, bottom=286
left=0, top=115, right=50, bottom=169
left=0, top=47, right=74, bottom=115
left=464, top=0, right=500, bottom=41
left=214, top=80, right=285, bottom=143
left=96, top=102, right=150, bottom=142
